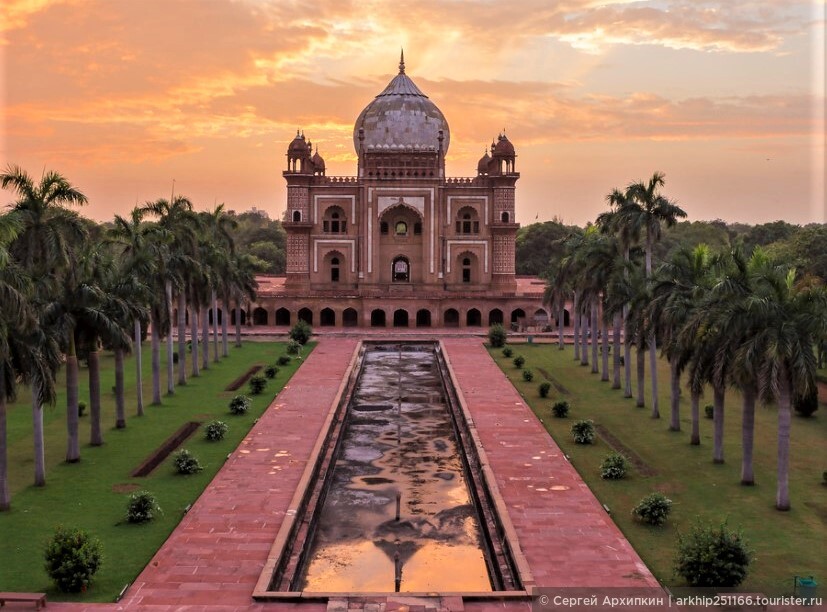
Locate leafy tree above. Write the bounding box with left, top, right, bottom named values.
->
left=515, top=220, right=575, bottom=275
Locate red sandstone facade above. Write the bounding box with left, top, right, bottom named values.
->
left=246, top=56, right=547, bottom=329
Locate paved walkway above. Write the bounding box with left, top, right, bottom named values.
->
left=53, top=337, right=656, bottom=611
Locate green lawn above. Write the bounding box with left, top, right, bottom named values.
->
left=1, top=339, right=311, bottom=602
left=490, top=342, right=827, bottom=595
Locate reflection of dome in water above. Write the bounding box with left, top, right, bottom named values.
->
left=353, top=52, right=450, bottom=154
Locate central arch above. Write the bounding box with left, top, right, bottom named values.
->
left=444, top=308, right=459, bottom=328
left=371, top=309, right=386, bottom=327
left=275, top=307, right=290, bottom=326
left=466, top=308, right=482, bottom=327
left=320, top=307, right=335, bottom=327
left=392, top=256, right=410, bottom=282
left=298, top=307, right=313, bottom=325
left=416, top=309, right=432, bottom=327
left=393, top=309, right=409, bottom=327
left=343, top=308, right=358, bottom=327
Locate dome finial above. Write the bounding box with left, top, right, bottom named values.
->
left=399, top=49, right=405, bottom=75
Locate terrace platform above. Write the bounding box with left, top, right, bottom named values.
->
left=54, top=337, right=657, bottom=611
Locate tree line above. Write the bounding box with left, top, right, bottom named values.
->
left=0, top=165, right=262, bottom=511
left=542, top=172, right=827, bottom=511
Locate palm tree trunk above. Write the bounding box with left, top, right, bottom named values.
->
left=32, top=382, right=46, bottom=486
left=636, top=341, right=645, bottom=407
left=580, top=311, right=588, bottom=366
left=557, top=305, right=565, bottom=350
left=177, top=291, right=187, bottom=386
left=66, top=334, right=80, bottom=463
left=115, top=348, right=126, bottom=429
left=649, top=331, right=659, bottom=418
left=212, top=288, right=219, bottom=363
left=600, top=307, right=609, bottom=382
left=690, top=389, right=701, bottom=445
left=590, top=301, right=599, bottom=374
left=573, top=293, right=580, bottom=361
left=134, top=319, right=144, bottom=416
left=612, top=312, right=621, bottom=389
left=191, top=304, right=200, bottom=377
left=165, top=280, right=174, bottom=395
left=741, top=383, right=756, bottom=485
left=669, top=358, right=680, bottom=431
left=0, top=377, right=9, bottom=510
left=89, top=347, right=103, bottom=446
left=234, top=296, right=242, bottom=348
left=712, top=384, right=725, bottom=464
left=150, top=310, right=161, bottom=405
left=201, top=305, right=209, bottom=370
left=222, top=289, right=230, bottom=357
left=776, top=371, right=792, bottom=510
left=623, top=309, right=633, bottom=398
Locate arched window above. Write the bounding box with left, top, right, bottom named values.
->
left=395, top=220, right=408, bottom=236
left=413, top=222, right=422, bottom=235
left=462, top=257, right=472, bottom=283
left=292, top=210, right=301, bottom=223
left=380, top=221, right=389, bottom=235
left=330, top=256, right=340, bottom=282
left=455, top=208, right=480, bottom=234
left=392, top=256, right=410, bottom=282
left=501, top=211, right=510, bottom=223
left=323, top=207, right=346, bottom=234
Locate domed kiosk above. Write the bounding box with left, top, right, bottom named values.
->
left=251, top=53, right=549, bottom=331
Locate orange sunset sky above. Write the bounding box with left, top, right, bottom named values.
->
left=1, top=0, right=825, bottom=226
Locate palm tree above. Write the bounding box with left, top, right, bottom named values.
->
left=225, top=252, right=260, bottom=347
left=623, top=173, right=687, bottom=417
left=740, top=261, right=827, bottom=509
left=201, top=205, right=236, bottom=361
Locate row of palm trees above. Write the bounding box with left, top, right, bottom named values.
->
left=546, top=172, right=827, bottom=511
left=0, top=165, right=260, bottom=511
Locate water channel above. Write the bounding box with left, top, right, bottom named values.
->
left=299, top=344, right=491, bottom=592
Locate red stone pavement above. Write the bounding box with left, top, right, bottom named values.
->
left=47, top=336, right=658, bottom=612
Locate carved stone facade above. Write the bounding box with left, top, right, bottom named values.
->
left=245, top=57, right=548, bottom=329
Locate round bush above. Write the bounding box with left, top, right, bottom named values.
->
left=571, top=419, right=595, bottom=444
left=488, top=323, right=507, bottom=348
left=600, top=452, right=629, bottom=479
left=539, top=381, right=551, bottom=398
left=77, top=401, right=87, bottom=417
left=288, top=320, right=312, bottom=345
left=502, top=347, right=513, bottom=358
left=513, top=355, right=525, bottom=369
left=704, top=404, right=714, bottom=419
left=126, top=490, right=161, bottom=524
left=264, top=364, right=279, bottom=379
left=632, top=492, right=673, bottom=526
left=552, top=400, right=570, bottom=418
left=229, top=394, right=252, bottom=415
left=276, top=355, right=292, bottom=366
left=248, top=374, right=267, bottom=395
left=675, top=522, right=751, bottom=587
left=522, top=369, right=534, bottom=382
left=173, top=449, right=203, bottom=475
left=204, top=420, right=229, bottom=441
left=44, top=526, right=102, bottom=593
left=286, top=339, right=302, bottom=355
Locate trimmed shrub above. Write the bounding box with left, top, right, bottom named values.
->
left=704, top=404, right=714, bottom=419
left=571, top=419, right=595, bottom=444
left=248, top=374, right=267, bottom=395
left=264, top=364, right=279, bottom=379
left=488, top=324, right=507, bottom=348
left=539, top=381, right=551, bottom=398
left=286, top=339, right=302, bottom=355
left=552, top=400, right=570, bottom=418
left=173, top=449, right=203, bottom=475
left=600, top=452, right=629, bottom=480
left=77, top=401, right=86, bottom=417
left=674, top=522, right=751, bottom=587
left=288, top=320, right=312, bottom=345
left=44, top=526, right=102, bottom=593
left=229, top=394, right=252, bottom=415
left=204, top=420, right=228, bottom=441
left=632, top=492, right=673, bottom=526
left=794, top=390, right=818, bottom=417
left=513, top=355, right=525, bottom=369
left=502, top=347, right=513, bottom=358
left=126, top=490, right=161, bottom=524
left=277, top=355, right=292, bottom=366
left=522, top=369, right=534, bottom=382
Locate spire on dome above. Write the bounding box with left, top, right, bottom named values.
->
left=399, top=49, right=405, bottom=74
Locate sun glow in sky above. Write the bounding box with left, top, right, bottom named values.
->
left=1, top=0, right=825, bottom=225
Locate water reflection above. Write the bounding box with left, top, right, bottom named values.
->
left=300, top=346, right=491, bottom=592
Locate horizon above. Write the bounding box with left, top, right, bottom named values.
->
left=2, top=0, right=825, bottom=226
